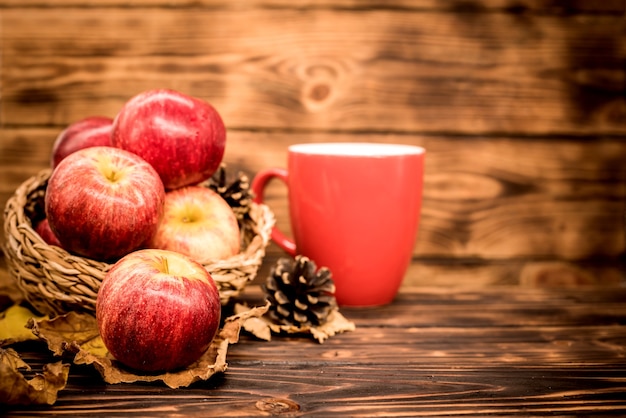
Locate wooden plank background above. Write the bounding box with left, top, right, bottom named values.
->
left=1, top=0, right=625, bottom=288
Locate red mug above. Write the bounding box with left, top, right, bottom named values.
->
left=252, top=143, right=425, bottom=307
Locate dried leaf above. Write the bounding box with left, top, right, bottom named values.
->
left=237, top=304, right=355, bottom=344
left=240, top=316, right=273, bottom=341
left=307, top=311, right=356, bottom=343
left=28, top=303, right=269, bottom=389
left=28, top=311, right=103, bottom=357
left=0, top=304, right=47, bottom=347
left=0, top=347, right=70, bottom=405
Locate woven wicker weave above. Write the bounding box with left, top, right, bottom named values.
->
left=3, top=169, right=275, bottom=316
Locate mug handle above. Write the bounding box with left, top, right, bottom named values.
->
left=251, top=168, right=297, bottom=256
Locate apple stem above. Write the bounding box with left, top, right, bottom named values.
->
left=160, top=256, right=170, bottom=274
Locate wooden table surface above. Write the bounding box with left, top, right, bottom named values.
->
left=2, top=284, right=626, bottom=417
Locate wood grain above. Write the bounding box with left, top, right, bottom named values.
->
left=3, top=0, right=624, bottom=13
left=252, top=241, right=626, bottom=287
left=1, top=7, right=624, bottom=135
left=2, top=286, right=626, bottom=416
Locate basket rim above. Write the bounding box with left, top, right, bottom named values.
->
left=4, top=168, right=274, bottom=268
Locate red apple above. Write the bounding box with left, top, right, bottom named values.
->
left=34, top=218, right=63, bottom=247
left=111, top=89, right=226, bottom=190
left=96, top=248, right=221, bottom=372
left=45, top=146, right=165, bottom=261
left=150, top=186, right=240, bottom=263
left=51, top=116, right=113, bottom=168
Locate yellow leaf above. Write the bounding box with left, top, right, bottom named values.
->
left=0, top=305, right=47, bottom=347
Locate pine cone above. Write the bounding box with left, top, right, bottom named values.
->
left=263, top=255, right=338, bottom=327
left=205, top=163, right=253, bottom=220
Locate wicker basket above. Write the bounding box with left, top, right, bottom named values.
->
left=3, top=169, right=275, bottom=316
